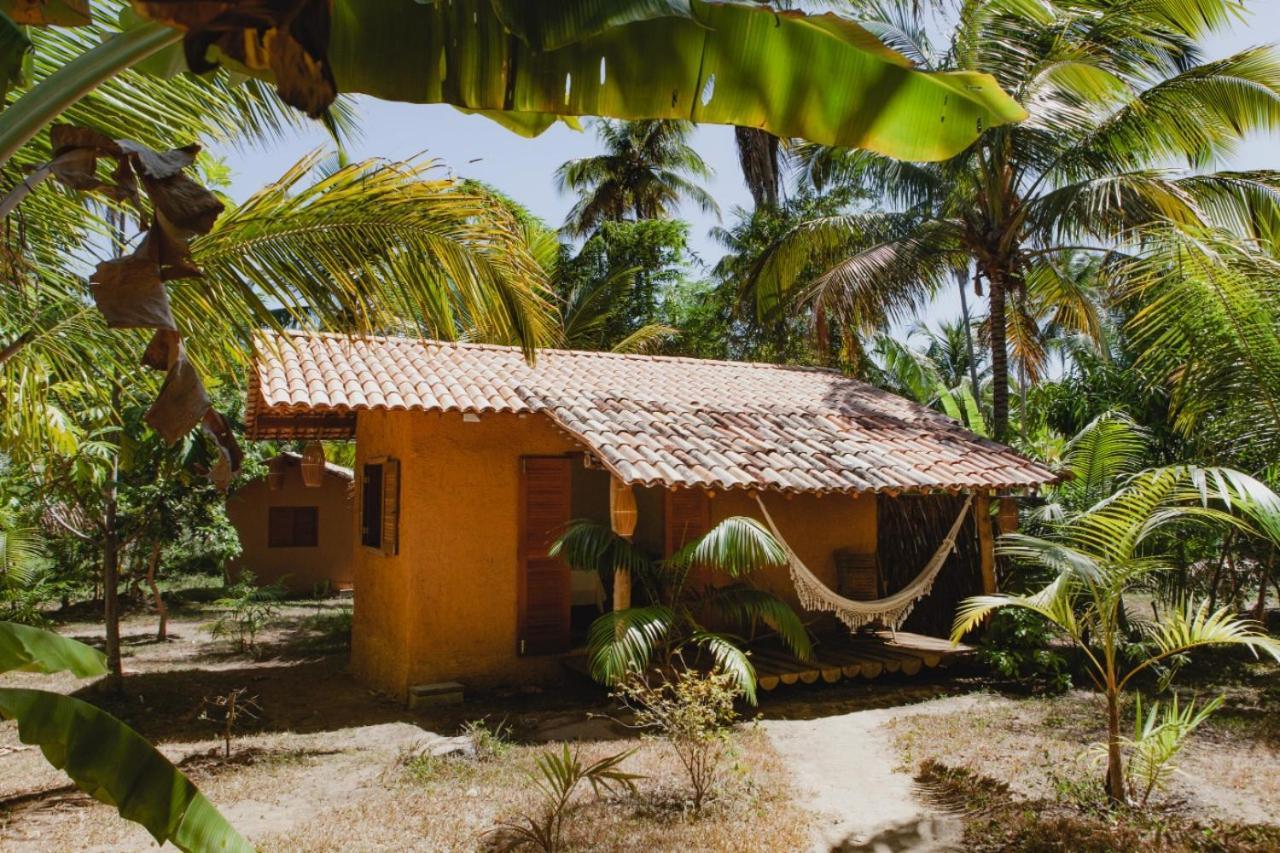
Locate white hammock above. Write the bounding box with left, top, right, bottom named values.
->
left=755, top=493, right=974, bottom=632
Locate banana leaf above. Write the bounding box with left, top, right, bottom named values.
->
left=0, top=619, right=106, bottom=676
left=0, top=687, right=251, bottom=852
left=133, top=0, right=1025, bottom=161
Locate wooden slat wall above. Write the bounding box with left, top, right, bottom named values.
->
left=518, top=457, right=572, bottom=655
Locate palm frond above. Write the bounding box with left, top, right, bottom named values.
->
left=586, top=605, right=677, bottom=686
left=705, top=585, right=813, bottom=662
left=685, top=630, right=757, bottom=704
left=667, top=517, right=788, bottom=577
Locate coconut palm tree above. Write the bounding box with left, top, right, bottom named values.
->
left=556, top=119, right=719, bottom=237
left=551, top=515, right=812, bottom=703
left=748, top=0, right=1280, bottom=443
left=953, top=465, right=1280, bottom=802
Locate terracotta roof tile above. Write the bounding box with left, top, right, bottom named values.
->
left=246, top=331, right=1059, bottom=495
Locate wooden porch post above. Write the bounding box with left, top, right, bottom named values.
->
left=610, top=477, right=637, bottom=611
left=974, top=491, right=997, bottom=594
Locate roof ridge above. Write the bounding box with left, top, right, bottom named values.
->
left=264, top=328, right=848, bottom=377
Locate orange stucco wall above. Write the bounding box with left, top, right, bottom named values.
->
left=226, top=460, right=353, bottom=594
left=349, top=410, right=877, bottom=701
left=351, top=411, right=584, bottom=699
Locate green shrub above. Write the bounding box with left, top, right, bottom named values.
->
left=978, top=608, right=1073, bottom=694
left=208, top=572, right=284, bottom=655
left=614, top=665, right=741, bottom=811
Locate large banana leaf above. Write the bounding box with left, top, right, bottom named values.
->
left=0, top=620, right=106, bottom=676
left=135, top=0, right=1025, bottom=161
left=0, top=688, right=250, bottom=852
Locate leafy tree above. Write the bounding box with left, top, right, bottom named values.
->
left=552, top=515, right=812, bottom=703
left=750, top=0, right=1280, bottom=442
left=556, top=119, right=718, bottom=237
left=954, top=466, right=1280, bottom=802
left=555, top=219, right=691, bottom=351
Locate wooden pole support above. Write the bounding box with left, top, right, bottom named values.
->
left=974, top=491, right=996, bottom=594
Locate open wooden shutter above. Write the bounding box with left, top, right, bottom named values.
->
left=518, top=457, right=572, bottom=655
left=665, top=488, right=711, bottom=586
left=381, top=458, right=400, bottom=557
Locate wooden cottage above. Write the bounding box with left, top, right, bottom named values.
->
left=246, top=331, right=1058, bottom=700
left=226, top=451, right=355, bottom=595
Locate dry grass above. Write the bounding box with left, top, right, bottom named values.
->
left=887, top=654, right=1280, bottom=848
left=1, top=607, right=809, bottom=851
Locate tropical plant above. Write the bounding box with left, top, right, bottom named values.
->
left=751, top=0, right=1280, bottom=442
left=26, top=1, right=1026, bottom=169
left=0, top=621, right=248, bottom=851
left=208, top=571, right=284, bottom=656
left=556, top=119, right=718, bottom=237
left=614, top=663, right=741, bottom=810
left=952, top=465, right=1280, bottom=802
left=488, top=745, right=641, bottom=853
left=551, top=515, right=812, bottom=703
left=1108, top=693, right=1224, bottom=807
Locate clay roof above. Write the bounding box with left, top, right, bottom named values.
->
left=246, top=330, right=1059, bottom=496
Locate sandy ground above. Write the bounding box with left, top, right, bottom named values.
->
left=764, top=694, right=992, bottom=852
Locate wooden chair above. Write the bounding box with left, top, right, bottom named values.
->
left=834, top=549, right=881, bottom=601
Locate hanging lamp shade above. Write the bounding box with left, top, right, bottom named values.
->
left=266, top=455, right=288, bottom=491
left=609, top=477, right=638, bottom=540
left=300, top=441, right=325, bottom=488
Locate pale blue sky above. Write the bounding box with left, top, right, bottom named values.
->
left=212, top=6, right=1280, bottom=328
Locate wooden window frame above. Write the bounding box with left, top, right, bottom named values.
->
left=360, top=456, right=399, bottom=557
left=267, top=505, right=319, bottom=548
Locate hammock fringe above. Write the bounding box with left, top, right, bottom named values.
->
left=755, top=493, right=974, bottom=632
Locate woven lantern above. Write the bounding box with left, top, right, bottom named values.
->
left=300, top=441, right=325, bottom=488
left=266, top=455, right=288, bottom=491
left=609, top=477, right=638, bottom=539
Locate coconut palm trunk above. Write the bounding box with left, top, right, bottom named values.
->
left=986, top=269, right=1011, bottom=443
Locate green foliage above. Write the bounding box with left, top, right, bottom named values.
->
left=208, top=572, right=284, bottom=656
left=555, top=218, right=693, bottom=352
left=0, top=623, right=246, bottom=851
left=1120, top=693, right=1223, bottom=807
left=488, top=745, right=641, bottom=852
left=460, top=718, right=513, bottom=762
left=978, top=608, right=1072, bottom=694
left=556, top=120, right=716, bottom=237
left=555, top=517, right=811, bottom=703
left=954, top=464, right=1280, bottom=801
left=614, top=665, right=741, bottom=810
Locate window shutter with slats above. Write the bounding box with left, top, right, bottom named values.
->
left=518, top=456, right=572, bottom=655
left=381, top=458, right=400, bottom=557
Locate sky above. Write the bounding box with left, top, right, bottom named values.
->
left=211, top=5, right=1280, bottom=330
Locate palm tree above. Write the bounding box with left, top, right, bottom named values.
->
left=555, top=119, right=719, bottom=237
left=551, top=515, right=812, bottom=703
left=749, top=0, right=1280, bottom=443
left=953, top=465, right=1280, bottom=802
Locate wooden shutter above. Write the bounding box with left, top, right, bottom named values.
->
left=518, top=457, right=572, bottom=655
left=665, top=488, right=711, bottom=586
left=381, top=458, right=400, bottom=557
left=268, top=507, right=318, bottom=548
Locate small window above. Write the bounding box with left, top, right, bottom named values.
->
left=268, top=506, right=318, bottom=548
left=361, top=463, right=383, bottom=549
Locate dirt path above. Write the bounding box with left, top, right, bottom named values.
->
left=763, top=693, right=993, bottom=852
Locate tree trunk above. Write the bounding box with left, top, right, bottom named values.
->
left=733, top=126, right=780, bottom=209
left=987, top=272, right=1010, bottom=443
left=102, top=449, right=123, bottom=687
left=145, top=541, right=167, bottom=641
left=1105, top=688, right=1126, bottom=803
left=959, top=270, right=981, bottom=400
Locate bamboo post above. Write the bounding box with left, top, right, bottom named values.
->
left=975, top=491, right=997, bottom=594
left=610, top=477, right=638, bottom=611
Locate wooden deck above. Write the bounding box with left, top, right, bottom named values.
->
left=561, top=630, right=971, bottom=691
left=750, top=630, right=971, bottom=691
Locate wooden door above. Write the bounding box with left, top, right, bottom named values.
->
left=518, top=456, right=572, bottom=655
